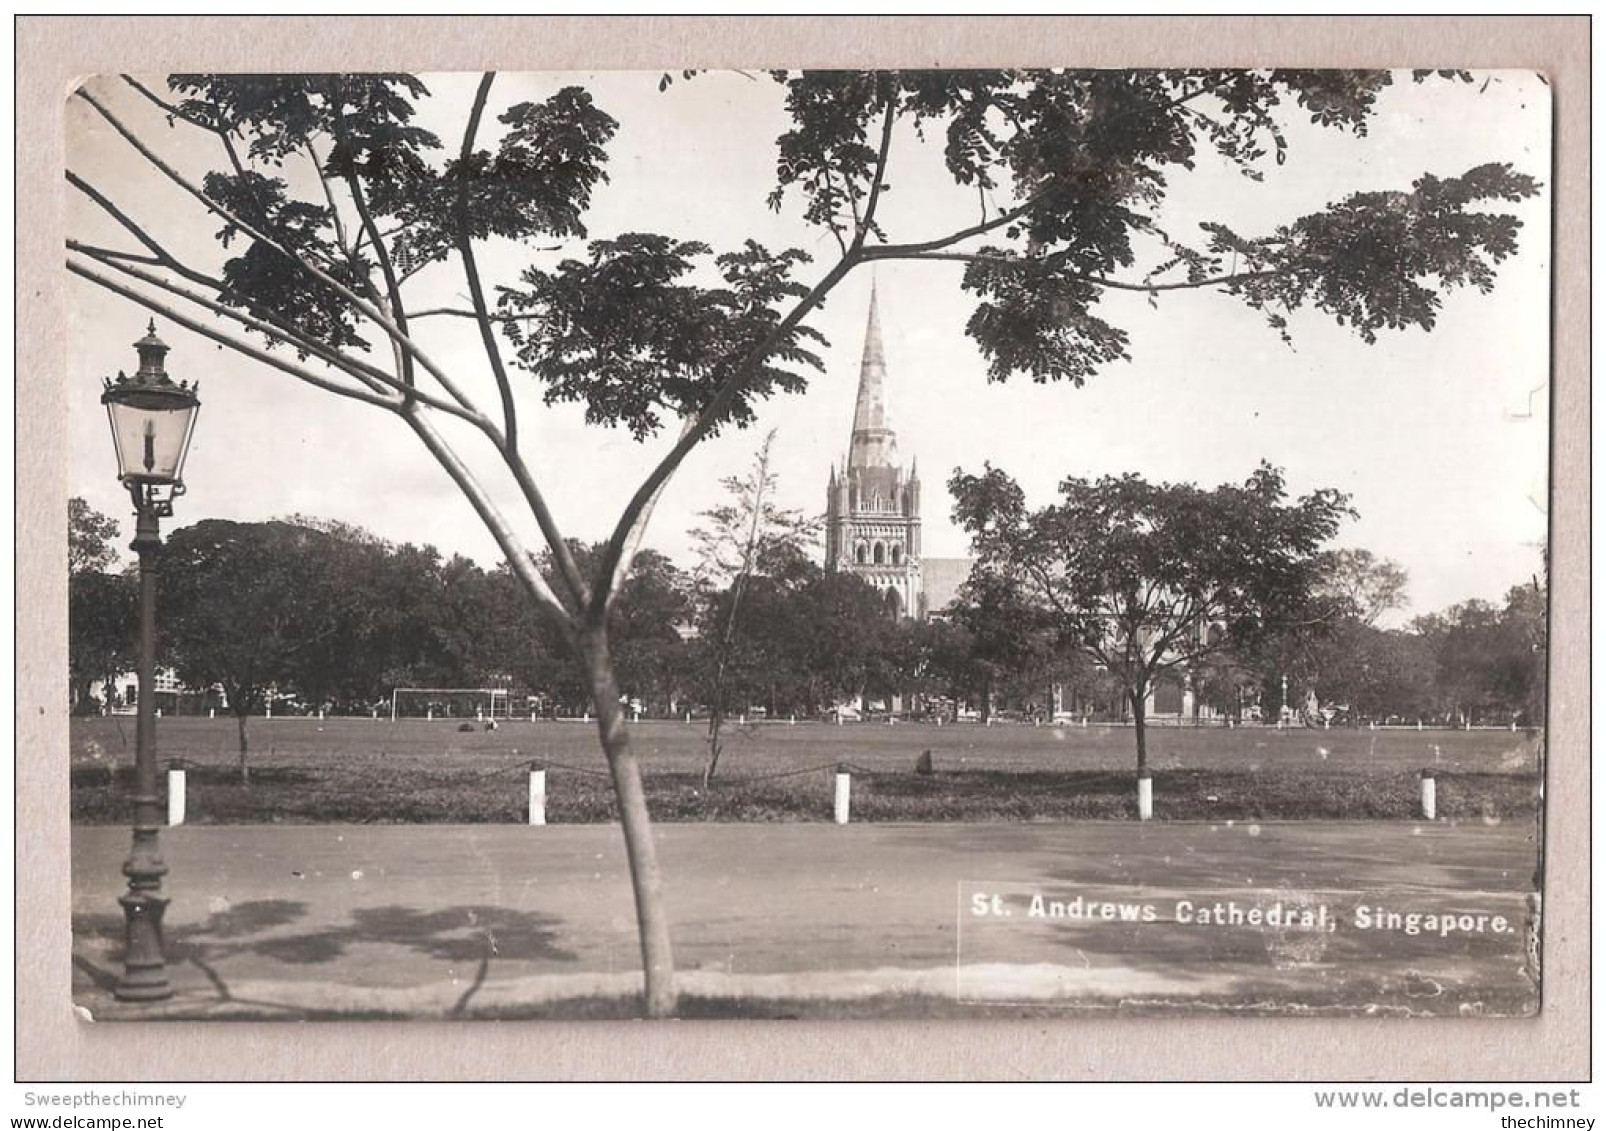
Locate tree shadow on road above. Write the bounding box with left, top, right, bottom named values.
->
left=73, top=898, right=577, bottom=1017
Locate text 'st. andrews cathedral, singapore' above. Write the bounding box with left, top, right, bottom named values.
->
left=825, top=285, right=970, bottom=620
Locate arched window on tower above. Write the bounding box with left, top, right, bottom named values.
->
left=855, top=542, right=868, bottom=565
left=890, top=543, right=902, bottom=565
left=873, top=542, right=886, bottom=565
left=884, top=588, right=903, bottom=617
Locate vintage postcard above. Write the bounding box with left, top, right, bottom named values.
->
left=63, top=67, right=1550, bottom=1022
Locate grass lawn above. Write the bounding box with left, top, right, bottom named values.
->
left=69, top=716, right=1542, bottom=825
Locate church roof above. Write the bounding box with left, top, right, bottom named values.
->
left=847, top=280, right=899, bottom=470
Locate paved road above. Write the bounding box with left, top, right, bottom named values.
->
left=70, top=820, right=1540, bottom=1018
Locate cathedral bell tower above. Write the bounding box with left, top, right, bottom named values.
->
left=825, top=282, right=924, bottom=619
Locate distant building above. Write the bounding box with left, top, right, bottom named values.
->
left=94, top=668, right=220, bottom=716
left=824, top=284, right=970, bottom=618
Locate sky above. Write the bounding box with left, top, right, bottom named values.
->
left=65, top=70, right=1552, bottom=624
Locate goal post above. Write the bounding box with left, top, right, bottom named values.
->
left=390, top=687, right=513, bottom=721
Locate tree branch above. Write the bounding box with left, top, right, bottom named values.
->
left=120, top=76, right=324, bottom=268
left=119, top=74, right=212, bottom=129
left=593, top=416, right=697, bottom=624
left=819, top=166, right=851, bottom=258
left=305, top=139, right=357, bottom=261
left=68, top=244, right=490, bottom=426
left=71, top=241, right=386, bottom=390
left=66, top=243, right=164, bottom=268
left=863, top=183, right=1056, bottom=260
left=67, top=257, right=398, bottom=412
left=856, top=99, right=897, bottom=244
left=400, top=407, right=575, bottom=644
left=453, top=71, right=589, bottom=610
left=865, top=248, right=1290, bottom=294
left=66, top=170, right=222, bottom=291
left=74, top=86, right=474, bottom=415
left=409, top=307, right=541, bottom=324
left=455, top=75, right=518, bottom=449
left=590, top=248, right=862, bottom=622
left=325, top=80, right=419, bottom=394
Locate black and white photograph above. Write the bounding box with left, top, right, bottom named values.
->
left=59, top=63, right=1552, bottom=1029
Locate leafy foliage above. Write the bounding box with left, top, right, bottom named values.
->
left=1413, top=580, right=1547, bottom=727
left=402, top=87, right=619, bottom=262
left=499, top=238, right=825, bottom=438
left=766, top=69, right=1537, bottom=376
left=1315, top=548, right=1410, bottom=626
left=159, top=520, right=365, bottom=724
left=68, top=497, right=121, bottom=575
left=69, top=570, right=135, bottom=715
left=950, top=462, right=1352, bottom=769
left=67, top=499, right=133, bottom=714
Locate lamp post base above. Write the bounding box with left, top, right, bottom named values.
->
left=115, top=889, right=172, bottom=1002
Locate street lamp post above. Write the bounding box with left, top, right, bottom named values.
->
left=100, top=321, right=199, bottom=1002
left=1280, top=673, right=1288, bottom=723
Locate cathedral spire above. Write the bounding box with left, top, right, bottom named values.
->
left=848, top=278, right=898, bottom=469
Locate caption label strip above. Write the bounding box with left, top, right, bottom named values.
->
left=954, top=879, right=1535, bottom=1012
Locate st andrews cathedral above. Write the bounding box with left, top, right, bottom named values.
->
left=824, top=285, right=970, bottom=620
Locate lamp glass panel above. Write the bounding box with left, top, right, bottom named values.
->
left=105, top=400, right=197, bottom=483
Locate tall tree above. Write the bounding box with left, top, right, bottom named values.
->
left=68, top=69, right=1538, bottom=1015
left=1317, top=549, right=1410, bottom=626
left=945, top=567, right=1062, bottom=724
left=1245, top=549, right=1410, bottom=720
left=951, top=463, right=1351, bottom=778
left=67, top=498, right=135, bottom=714
left=1502, top=576, right=1548, bottom=730
left=1413, top=579, right=1547, bottom=727
left=159, top=519, right=367, bottom=780
left=688, top=430, right=820, bottom=784
left=610, top=549, right=694, bottom=719
left=69, top=496, right=122, bottom=575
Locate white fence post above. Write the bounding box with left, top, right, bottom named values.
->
left=834, top=765, right=851, bottom=825
left=166, top=767, right=186, bottom=827
left=1420, top=770, right=1437, bottom=821
left=1137, top=775, right=1153, bottom=821
left=528, top=766, right=547, bottom=827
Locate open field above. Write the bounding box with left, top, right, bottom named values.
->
left=70, top=716, right=1542, bottom=825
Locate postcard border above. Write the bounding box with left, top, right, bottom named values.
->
left=17, top=14, right=1589, bottom=1082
